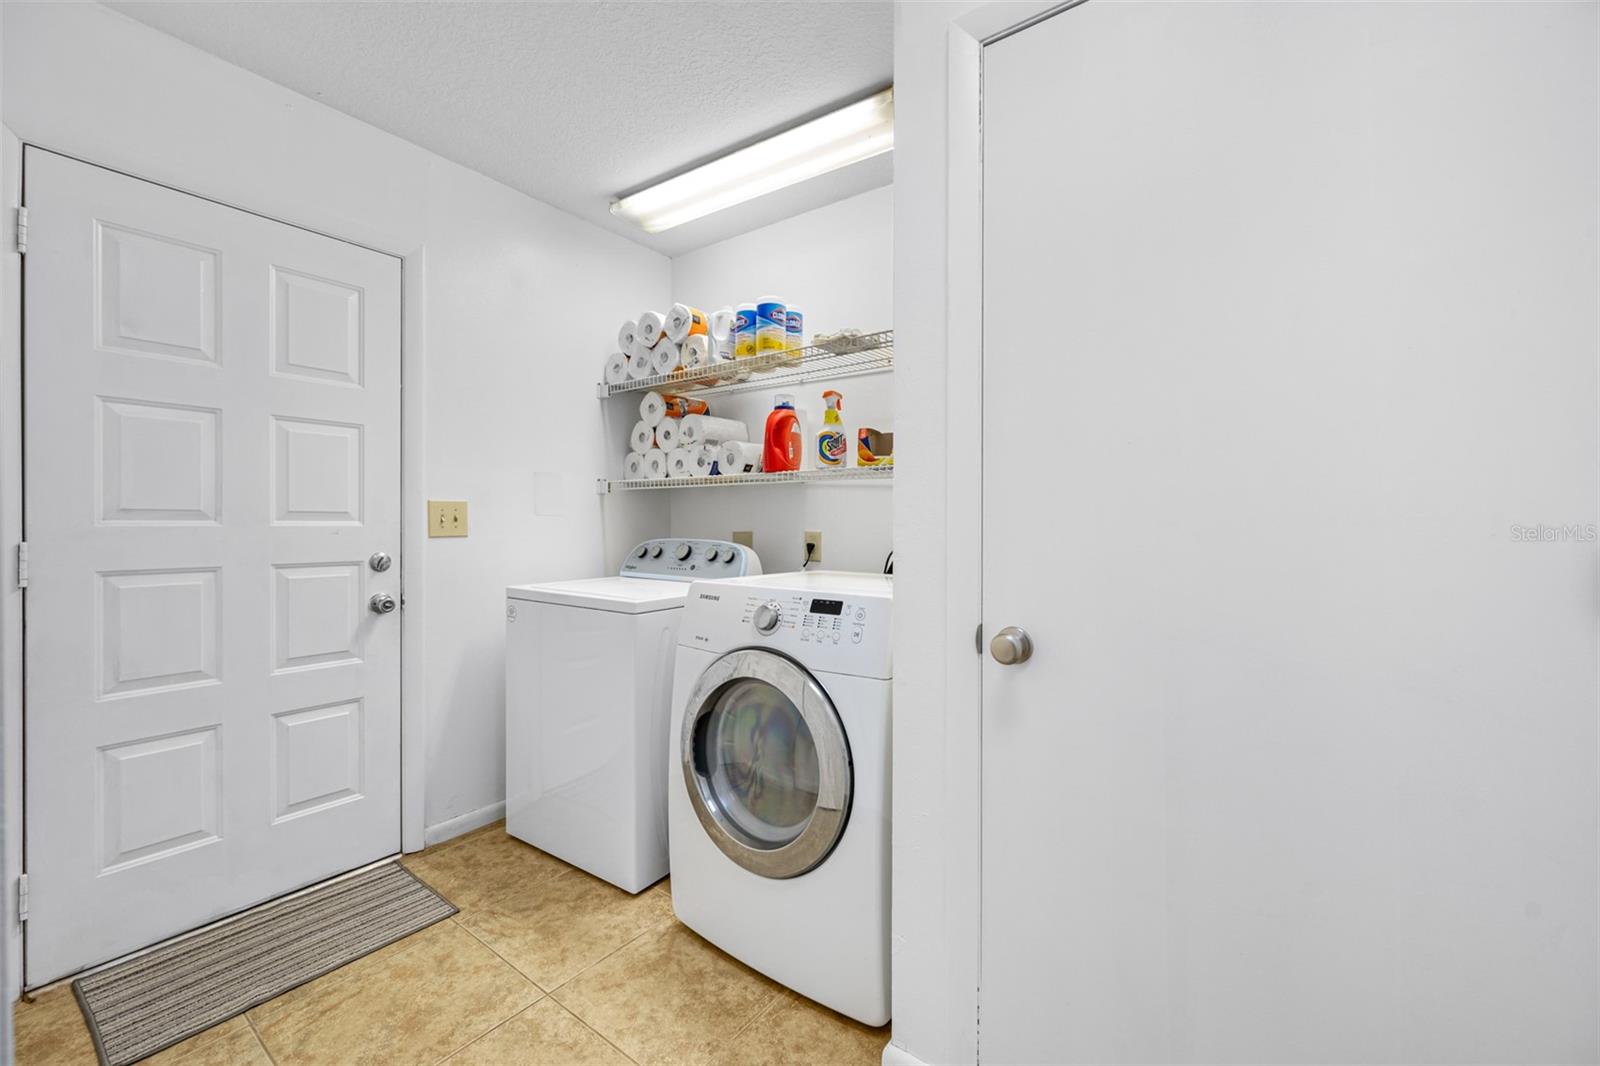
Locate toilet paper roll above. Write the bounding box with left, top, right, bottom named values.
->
left=637, top=310, right=666, bottom=347
left=626, top=338, right=654, bottom=380
left=623, top=451, right=645, bottom=479
left=680, top=334, right=710, bottom=369
left=665, top=303, right=709, bottom=344
left=646, top=339, right=680, bottom=377
left=643, top=448, right=668, bottom=480
left=677, top=415, right=749, bottom=446
left=718, top=440, right=763, bottom=474
left=696, top=443, right=719, bottom=477
left=617, top=319, right=637, bottom=352
left=628, top=420, right=654, bottom=455
left=667, top=447, right=696, bottom=479
left=639, top=391, right=667, bottom=426
left=603, top=351, right=629, bottom=386
left=655, top=417, right=681, bottom=450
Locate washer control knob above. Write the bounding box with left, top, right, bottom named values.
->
left=753, top=601, right=783, bottom=634
left=675, top=542, right=693, bottom=561
left=650, top=545, right=663, bottom=559
left=723, top=552, right=737, bottom=565
left=704, top=546, right=721, bottom=563
left=635, top=545, right=649, bottom=558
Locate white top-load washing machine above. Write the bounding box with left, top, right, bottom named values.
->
left=506, top=538, right=759, bottom=893
left=668, top=571, right=892, bottom=1025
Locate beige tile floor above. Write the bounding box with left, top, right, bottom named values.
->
left=13, top=823, right=889, bottom=1065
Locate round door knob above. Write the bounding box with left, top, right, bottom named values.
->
left=369, top=593, right=398, bottom=615
left=675, top=543, right=693, bottom=561
left=369, top=551, right=393, bottom=573
left=989, top=626, right=1032, bottom=665
left=753, top=601, right=782, bottom=634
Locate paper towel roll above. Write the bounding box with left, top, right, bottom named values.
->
left=637, top=310, right=666, bottom=347
left=665, top=303, right=708, bottom=344
left=603, top=351, right=629, bottom=386
left=656, top=417, right=681, bottom=450
left=617, top=319, right=637, bottom=352
left=643, top=448, right=668, bottom=480
left=623, top=452, right=645, bottom=479
left=646, top=339, right=680, bottom=376
left=628, top=420, right=654, bottom=455
left=680, top=334, right=710, bottom=369
left=718, top=440, right=763, bottom=474
left=678, top=415, right=748, bottom=446
left=667, top=447, right=696, bottom=479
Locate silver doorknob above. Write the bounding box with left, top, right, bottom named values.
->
left=369, top=551, right=393, bottom=573
left=369, top=593, right=398, bottom=615
left=989, top=626, right=1032, bottom=665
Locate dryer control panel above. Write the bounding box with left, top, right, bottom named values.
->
left=620, top=539, right=761, bottom=581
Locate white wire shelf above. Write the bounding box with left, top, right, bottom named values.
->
left=597, top=329, right=893, bottom=399
left=598, top=466, right=893, bottom=493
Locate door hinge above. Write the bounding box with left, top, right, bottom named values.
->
left=15, top=206, right=27, bottom=255
left=16, top=542, right=27, bottom=589
left=17, top=874, right=28, bottom=924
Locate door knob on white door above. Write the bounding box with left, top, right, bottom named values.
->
left=369, top=551, right=393, bottom=572
left=369, top=593, right=398, bottom=615
left=989, top=626, right=1032, bottom=665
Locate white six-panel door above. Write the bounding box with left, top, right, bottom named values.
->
left=22, top=149, right=403, bottom=984
left=980, top=4, right=1596, bottom=1063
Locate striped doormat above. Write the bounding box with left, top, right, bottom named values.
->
left=73, top=862, right=457, bottom=1066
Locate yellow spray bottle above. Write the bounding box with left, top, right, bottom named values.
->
left=816, top=390, right=846, bottom=467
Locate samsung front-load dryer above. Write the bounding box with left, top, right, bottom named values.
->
left=668, top=571, right=892, bottom=1025
left=505, top=539, right=758, bottom=893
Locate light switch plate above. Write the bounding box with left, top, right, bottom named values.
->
left=428, top=500, right=468, bottom=537
left=732, top=530, right=754, bottom=548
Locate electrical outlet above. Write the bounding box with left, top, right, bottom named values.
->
left=804, top=529, right=822, bottom=566
left=732, top=530, right=754, bottom=548
left=428, top=500, right=469, bottom=538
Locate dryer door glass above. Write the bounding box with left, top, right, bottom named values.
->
left=682, top=649, right=852, bottom=879
left=702, top=678, right=819, bottom=847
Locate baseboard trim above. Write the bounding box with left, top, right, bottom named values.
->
left=422, top=801, right=505, bottom=849
left=882, top=1040, right=934, bottom=1066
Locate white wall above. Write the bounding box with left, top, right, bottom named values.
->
left=662, top=186, right=894, bottom=574
left=1, top=1, right=669, bottom=881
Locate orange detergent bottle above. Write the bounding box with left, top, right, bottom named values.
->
left=763, top=394, right=802, bottom=473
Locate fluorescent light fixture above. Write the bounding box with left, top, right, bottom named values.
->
left=611, top=87, right=894, bottom=234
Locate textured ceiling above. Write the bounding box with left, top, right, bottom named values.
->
left=108, top=0, right=894, bottom=255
